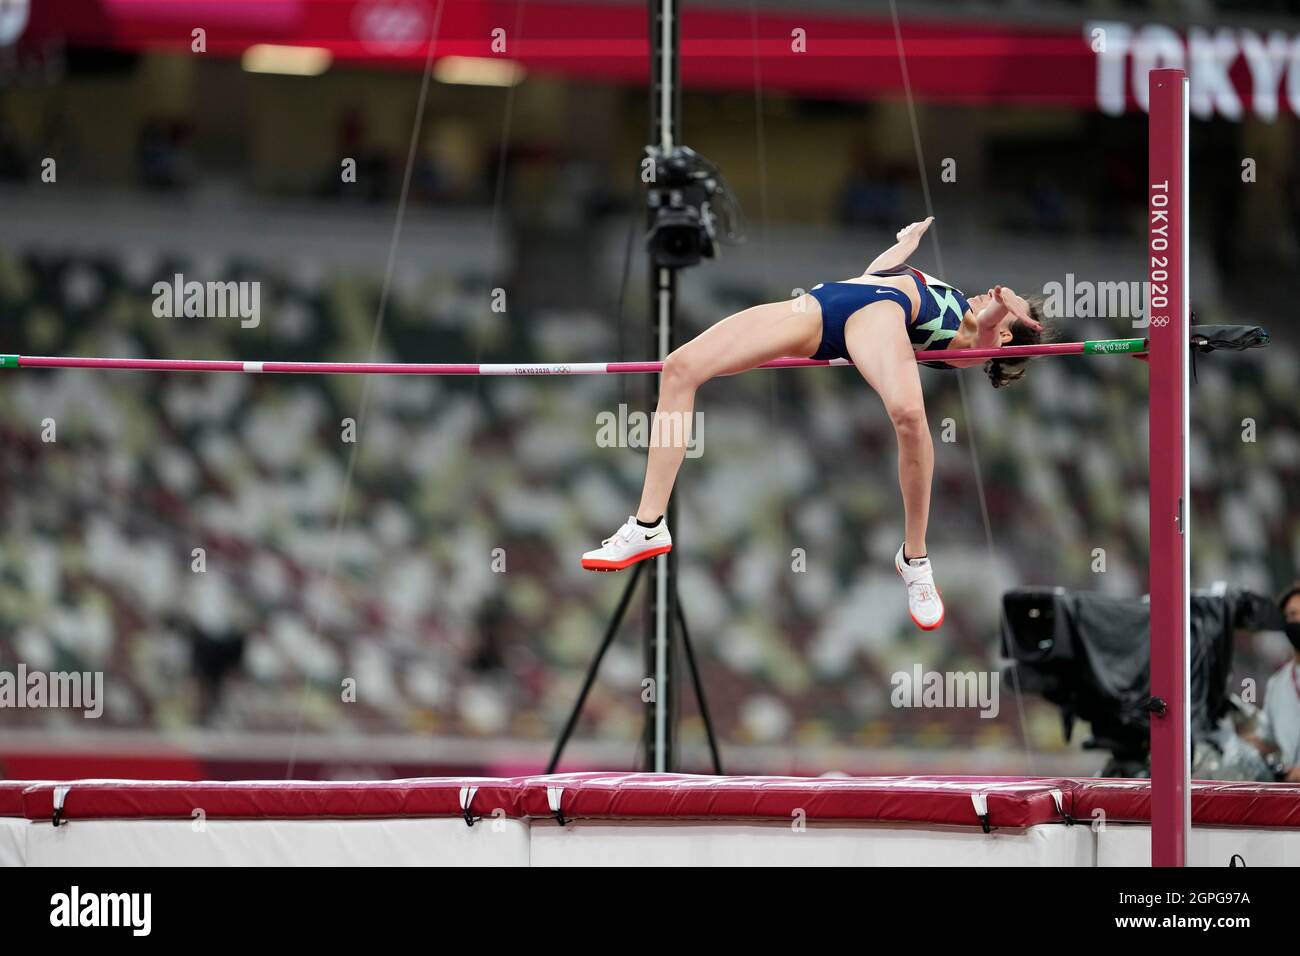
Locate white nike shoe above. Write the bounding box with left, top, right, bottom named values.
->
left=581, top=516, right=673, bottom=571
left=895, top=543, right=944, bottom=630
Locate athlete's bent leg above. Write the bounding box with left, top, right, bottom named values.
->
left=582, top=297, right=822, bottom=572
left=636, top=297, right=822, bottom=522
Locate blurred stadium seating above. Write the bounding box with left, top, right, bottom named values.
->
left=1, top=212, right=1295, bottom=774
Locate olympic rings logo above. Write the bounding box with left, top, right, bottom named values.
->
left=352, top=0, right=431, bottom=55
left=1150, top=317, right=1170, bottom=327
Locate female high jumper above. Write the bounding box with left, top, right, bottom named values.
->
left=581, top=216, right=1044, bottom=631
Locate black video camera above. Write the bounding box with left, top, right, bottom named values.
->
left=1001, top=585, right=1282, bottom=777
left=644, top=146, right=742, bottom=270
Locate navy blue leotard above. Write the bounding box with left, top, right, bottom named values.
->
left=808, top=265, right=971, bottom=370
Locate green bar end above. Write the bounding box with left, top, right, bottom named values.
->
left=1084, top=338, right=1147, bottom=355
left=0, top=354, right=18, bottom=369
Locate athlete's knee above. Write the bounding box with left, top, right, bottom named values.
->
left=662, top=347, right=705, bottom=390
left=887, top=400, right=928, bottom=436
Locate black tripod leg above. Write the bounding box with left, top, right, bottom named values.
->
left=676, top=600, right=723, bottom=775
left=546, top=562, right=645, bottom=774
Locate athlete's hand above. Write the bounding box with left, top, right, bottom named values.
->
left=982, top=286, right=1041, bottom=332
left=995, top=286, right=1034, bottom=326
left=867, top=216, right=934, bottom=274
left=896, top=216, right=934, bottom=243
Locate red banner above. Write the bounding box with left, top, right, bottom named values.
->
left=13, top=1, right=1300, bottom=119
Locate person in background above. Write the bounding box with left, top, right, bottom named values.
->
left=1261, top=582, right=1300, bottom=781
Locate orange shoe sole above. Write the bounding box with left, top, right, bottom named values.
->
left=908, top=606, right=945, bottom=631
left=581, top=544, right=673, bottom=571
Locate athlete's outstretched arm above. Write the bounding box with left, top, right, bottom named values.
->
left=864, top=216, right=933, bottom=274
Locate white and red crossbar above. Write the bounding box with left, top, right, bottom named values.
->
left=1, top=339, right=1144, bottom=376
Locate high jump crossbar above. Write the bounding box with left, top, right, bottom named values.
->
left=0, top=339, right=1146, bottom=376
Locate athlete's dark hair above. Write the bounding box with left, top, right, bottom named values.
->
left=985, top=296, right=1048, bottom=389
